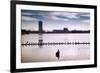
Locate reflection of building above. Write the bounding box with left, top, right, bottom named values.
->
left=38, top=34, right=43, bottom=47
left=39, top=21, right=43, bottom=33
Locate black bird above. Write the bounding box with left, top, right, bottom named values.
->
left=56, top=49, right=60, bottom=60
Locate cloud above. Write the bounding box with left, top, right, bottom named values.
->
left=21, top=12, right=33, bottom=16
left=77, top=13, right=90, bottom=20
left=21, top=10, right=90, bottom=23
left=21, top=16, right=38, bottom=22
left=51, top=12, right=79, bottom=19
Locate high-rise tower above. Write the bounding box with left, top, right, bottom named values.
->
left=39, top=21, right=43, bottom=33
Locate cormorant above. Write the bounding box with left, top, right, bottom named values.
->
left=56, top=49, right=60, bottom=60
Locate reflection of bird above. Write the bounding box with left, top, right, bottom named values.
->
left=56, top=49, right=60, bottom=60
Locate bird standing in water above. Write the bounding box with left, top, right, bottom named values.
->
left=56, top=49, right=60, bottom=60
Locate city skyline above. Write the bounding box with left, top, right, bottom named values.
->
left=21, top=20, right=90, bottom=34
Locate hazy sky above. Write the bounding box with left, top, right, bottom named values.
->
left=21, top=10, right=90, bottom=31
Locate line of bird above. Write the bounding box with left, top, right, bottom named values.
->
left=21, top=42, right=90, bottom=46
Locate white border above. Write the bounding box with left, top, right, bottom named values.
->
left=16, top=4, right=95, bottom=69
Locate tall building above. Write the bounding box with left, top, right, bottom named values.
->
left=39, top=21, right=43, bottom=33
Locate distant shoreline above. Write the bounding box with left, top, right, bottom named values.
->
left=21, top=32, right=90, bottom=34
left=21, top=29, right=90, bottom=34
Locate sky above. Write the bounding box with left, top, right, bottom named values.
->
left=21, top=10, right=90, bottom=31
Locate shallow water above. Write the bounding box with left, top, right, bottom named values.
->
left=21, top=34, right=90, bottom=63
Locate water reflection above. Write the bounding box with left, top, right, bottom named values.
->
left=21, top=34, right=90, bottom=62
left=38, top=34, right=43, bottom=48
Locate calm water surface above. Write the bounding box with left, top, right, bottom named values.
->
left=21, top=34, right=90, bottom=63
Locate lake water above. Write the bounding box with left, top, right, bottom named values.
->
left=21, top=34, right=90, bottom=63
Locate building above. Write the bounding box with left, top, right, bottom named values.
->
left=39, top=21, right=43, bottom=33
